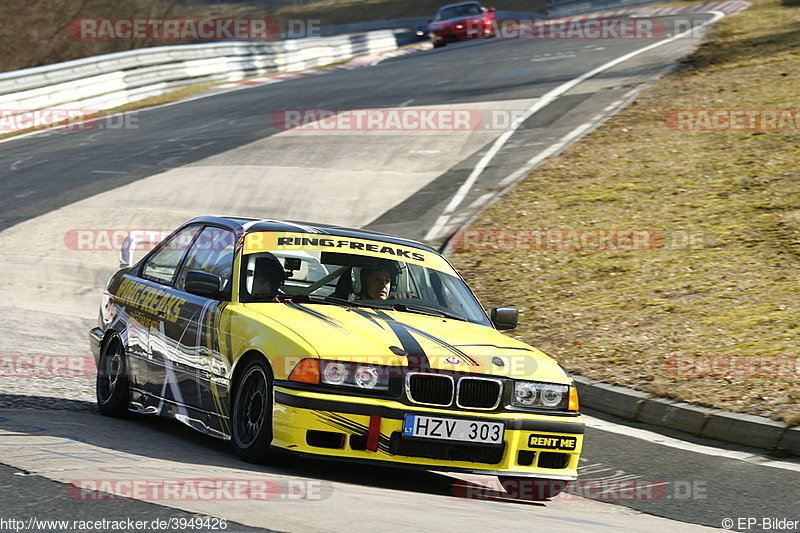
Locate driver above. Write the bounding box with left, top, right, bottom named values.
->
left=252, top=255, right=287, bottom=300
left=358, top=261, right=413, bottom=300
left=360, top=268, right=392, bottom=300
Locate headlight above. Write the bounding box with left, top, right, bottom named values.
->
left=319, top=360, right=390, bottom=391
left=512, top=381, right=571, bottom=410
left=322, top=362, right=347, bottom=385
left=354, top=365, right=380, bottom=388
left=513, top=381, right=538, bottom=406
left=541, top=385, right=564, bottom=407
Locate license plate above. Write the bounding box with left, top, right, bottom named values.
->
left=402, top=415, right=504, bottom=444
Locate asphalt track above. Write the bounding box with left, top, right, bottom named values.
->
left=1, top=11, right=798, bottom=532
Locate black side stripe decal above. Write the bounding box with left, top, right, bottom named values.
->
left=284, top=302, right=345, bottom=329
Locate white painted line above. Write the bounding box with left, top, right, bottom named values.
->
left=495, top=85, right=641, bottom=190
left=10, top=157, right=33, bottom=171
left=436, top=85, right=644, bottom=246
left=584, top=414, right=800, bottom=473
left=423, top=10, right=727, bottom=242
left=467, top=192, right=494, bottom=209
left=495, top=120, right=595, bottom=190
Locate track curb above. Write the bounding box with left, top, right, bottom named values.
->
left=573, top=374, right=799, bottom=457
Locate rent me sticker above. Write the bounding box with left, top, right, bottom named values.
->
left=528, top=434, right=577, bottom=450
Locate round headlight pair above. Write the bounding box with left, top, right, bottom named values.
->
left=321, top=361, right=383, bottom=389
left=512, top=381, right=567, bottom=409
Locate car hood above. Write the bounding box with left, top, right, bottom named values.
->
left=433, top=14, right=488, bottom=27
left=243, top=302, right=570, bottom=383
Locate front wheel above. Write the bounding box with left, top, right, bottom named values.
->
left=96, top=335, right=130, bottom=417
left=498, top=476, right=569, bottom=500
left=232, top=358, right=276, bottom=464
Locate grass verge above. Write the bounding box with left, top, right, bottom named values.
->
left=450, top=0, right=800, bottom=425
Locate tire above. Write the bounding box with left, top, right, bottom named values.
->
left=96, top=335, right=130, bottom=417
left=433, top=41, right=446, bottom=48
left=232, top=358, right=276, bottom=464
left=498, top=476, right=569, bottom=500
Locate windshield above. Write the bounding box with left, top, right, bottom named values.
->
left=240, top=232, right=492, bottom=327
left=436, top=4, right=483, bottom=20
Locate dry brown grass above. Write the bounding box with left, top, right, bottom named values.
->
left=450, top=0, right=800, bottom=424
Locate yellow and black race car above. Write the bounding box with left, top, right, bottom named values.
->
left=90, top=216, right=584, bottom=499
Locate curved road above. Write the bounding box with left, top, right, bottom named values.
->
left=0, top=12, right=797, bottom=532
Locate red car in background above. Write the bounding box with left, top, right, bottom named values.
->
left=429, top=2, right=496, bottom=48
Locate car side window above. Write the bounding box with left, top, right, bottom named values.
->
left=176, top=226, right=236, bottom=297
left=141, top=226, right=201, bottom=285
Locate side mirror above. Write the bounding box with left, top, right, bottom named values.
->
left=185, top=271, right=222, bottom=299
left=491, top=307, right=518, bottom=330
left=489, top=6, right=496, bottom=11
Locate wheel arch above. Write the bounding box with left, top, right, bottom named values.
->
left=229, top=350, right=273, bottom=409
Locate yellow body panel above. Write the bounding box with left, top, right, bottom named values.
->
left=272, top=387, right=583, bottom=478
left=227, top=302, right=571, bottom=383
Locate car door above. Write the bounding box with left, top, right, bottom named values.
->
left=171, top=225, right=236, bottom=436
left=136, top=224, right=201, bottom=412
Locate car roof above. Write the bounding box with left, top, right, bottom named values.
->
left=186, top=215, right=440, bottom=254
left=437, top=2, right=483, bottom=11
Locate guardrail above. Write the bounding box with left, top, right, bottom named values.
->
left=0, top=30, right=402, bottom=132
left=547, top=0, right=663, bottom=17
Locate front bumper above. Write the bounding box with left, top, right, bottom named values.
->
left=431, top=25, right=493, bottom=43
left=272, top=387, right=583, bottom=479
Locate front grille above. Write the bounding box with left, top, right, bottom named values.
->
left=457, top=378, right=502, bottom=410
left=406, top=373, right=454, bottom=406
left=389, top=432, right=504, bottom=464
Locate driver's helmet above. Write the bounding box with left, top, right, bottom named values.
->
left=353, top=259, right=400, bottom=298
left=252, top=254, right=287, bottom=299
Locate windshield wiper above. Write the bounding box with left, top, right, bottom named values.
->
left=309, top=296, right=466, bottom=321
left=389, top=303, right=466, bottom=322
left=318, top=295, right=392, bottom=310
